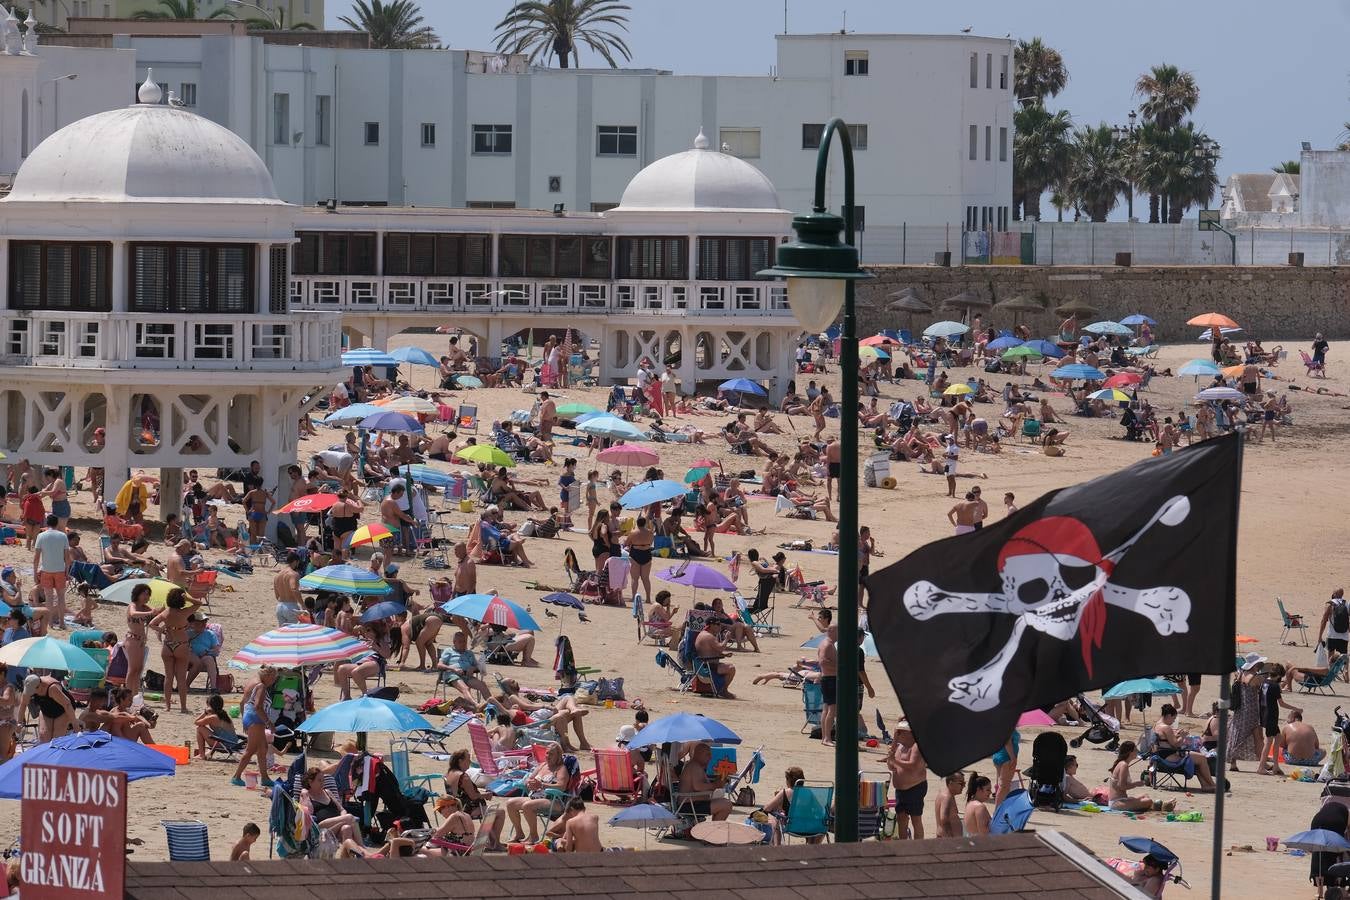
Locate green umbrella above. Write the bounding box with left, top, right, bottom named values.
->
left=1001, top=345, right=1044, bottom=361
left=556, top=402, right=600, bottom=417
left=684, top=466, right=711, bottom=484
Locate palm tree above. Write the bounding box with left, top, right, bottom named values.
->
left=1339, top=123, right=1350, bottom=152
left=1063, top=125, right=1127, bottom=222
left=494, top=0, right=632, bottom=69
left=1012, top=104, right=1072, bottom=220
left=1134, top=64, right=1199, bottom=130
left=1049, top=187, right=1071, bottom=222
left=1131, top=122, right=1174, bottom=223
left=132, top=0, right=233, bottom=19
left=1271, top=161, right=1300, bottom=174
left=338, top=0, right=439, bottom=49
left=1013, top=38, right=1068, bottom=108
left=1162, top=123, right=1220, bottom=223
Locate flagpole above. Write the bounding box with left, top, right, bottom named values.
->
left=1211, top=433, right=1242, bottom=897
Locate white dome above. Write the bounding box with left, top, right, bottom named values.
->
left=8, top=91, right=281, bottom=206
left=617, top=129, right=785, bottom=213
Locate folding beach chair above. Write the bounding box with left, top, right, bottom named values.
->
left=857, top=771, right=891, bottom=840
left=782, top=781, right=833, bottom=843
left=456, top=404, right=479, bottom=434
left=406, top=712, right=475, bottom=754
left=592, top=747, right=645, bottom=804
left=162, top=820, right=210, bottom=861
left=1299, top=655, right=1349, bottom=694
left=736, top=592, right=780, bottom=638
left=1277, top=597, right=1309, bottom=646
left=388, top=739, right=441, bottom=817
left=801, top=681, right=823, bottom=734
left=204, top=730, right=247, bottom=761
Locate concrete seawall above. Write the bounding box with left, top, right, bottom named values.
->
left=857, top=266, right=1350, bottom=343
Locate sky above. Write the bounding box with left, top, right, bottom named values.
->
left=327, top=0, right=1350, bottom=187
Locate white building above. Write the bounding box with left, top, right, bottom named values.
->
left=0, top=31, right=342, bottom=502
left=1220, top=171, right=1300, bottom=227
left=23, top=27, right=1014, bottom=246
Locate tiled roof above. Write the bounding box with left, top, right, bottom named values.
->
left=123, top=831, right=1134, bottom=899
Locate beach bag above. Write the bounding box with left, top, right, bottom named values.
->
left=1334, top=601, right=1349, bottom=635
left=1229, top=678, right=1242, bottom=711
left=1318, top=642, right=1331, bottom=667
left=596, top=677, right=625, bottom=702
left=144, top=670, right=165, bottom=692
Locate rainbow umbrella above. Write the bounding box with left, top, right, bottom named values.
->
left=229, top=623, right=370, bottom=669
left=440, top=593, right=540, bottom=630
left=1088, top=388, right=1132, bottom=406
left=377, top=395, right=440, bottom=415
left=347, top=522, right=397, bottom=548
left=299, top=564, right=391, bottom=597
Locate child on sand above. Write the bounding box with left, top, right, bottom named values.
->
left=231, top=823, right=260, bottom=861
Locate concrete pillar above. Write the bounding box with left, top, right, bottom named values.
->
left=486, top=317, right=504, bottom=359
left=768, top=329, right=797, bottom=404
left=676, top=324, right=697, bottom=396
left=158, top=467, right=182, bottom=523
left=101, top=385, right=131, bottom=506
left=259, top=389, right=289, bottom=497
left=371, top=317, right=391, bottom=352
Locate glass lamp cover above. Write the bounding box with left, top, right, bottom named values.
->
left=787, top=277, right=846, bottom=333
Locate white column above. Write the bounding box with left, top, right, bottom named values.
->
left=371, top=317, right=391, bottom=352
left=259, top=388, right=289, bottom=497
left=110, top=241, right=128, bottom=313
left=676, top=324, right=697, bottom=396
left=257, top=243, right=271, bottom=314
left=101, top=385, right=132, bottom=502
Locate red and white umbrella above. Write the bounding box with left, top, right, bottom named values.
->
left=276, top=493, right=340, bottom=515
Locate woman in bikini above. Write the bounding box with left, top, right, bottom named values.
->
left=22, top=673, right=76, bottom=742
left=503, top=744, right=570, bottom=844
left=0, top=664, right=15, bottom=761
left=39, top=468, right=71, bottom=533
left=1107, top=741, right=1175, bottom=812
left=232, top=664, right=279, bottom=788
left=149, top=588, right=201, bottom=713
left=624, top=516, right=655, bottom=603
left=124, top=583, right=157, bottom=693
left=327, top=491, right=363, bottom=559
left=589, top=509, right=612, bottom=572
left=443, top=748, right=487, bottom=818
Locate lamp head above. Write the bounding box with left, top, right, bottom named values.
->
left=757, top=209, right=872, bottom=333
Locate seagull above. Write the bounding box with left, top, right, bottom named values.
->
left=544, top=609, right=557, bottom=619
left=960, top=25, right=973, bottom=33
left=578, top=612, right=591, bottom=623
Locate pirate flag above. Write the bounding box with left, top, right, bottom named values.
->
left=870, top=432, right=1241, bottom=775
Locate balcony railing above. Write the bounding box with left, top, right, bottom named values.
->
left=289, top=276, right=793, bottom=318
left=0, top=310, right=342, bottom=372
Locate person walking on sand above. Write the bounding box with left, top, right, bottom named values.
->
left=808, top=389, right=828, bottom=441
left=887, top=720, right=928, bottom=839
left=33, top=515, right=71, bottom=631
left=824, top=437, right=842, bottom=503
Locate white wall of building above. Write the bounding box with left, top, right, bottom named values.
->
left=24, top=31, right=1013, bottom=231
left=1300, top=149, right=1350, bottom=228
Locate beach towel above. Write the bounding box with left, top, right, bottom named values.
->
left=554, top=635, right=576, bottom=685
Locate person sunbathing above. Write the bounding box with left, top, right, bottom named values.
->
left=1150, top=704, right=1216, bottom=791
left=490, top=678, right=590, bottom=751
left=1107, top=741, right=1176, bottom=812
left=503, top=744, right=572, bottom=844
left=753, top=410, right=785, bottom=434
left=1282, top=652, right=1346, bottom=689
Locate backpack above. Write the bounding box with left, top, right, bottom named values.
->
left=1333, top=600, right=1349, bottom=635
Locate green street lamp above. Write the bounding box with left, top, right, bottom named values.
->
left=759, top=117, right=873, bottom=842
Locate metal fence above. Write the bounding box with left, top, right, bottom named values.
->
left=856, top=222, right=1350, bottom=266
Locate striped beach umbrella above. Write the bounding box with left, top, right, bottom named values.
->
left=440, top=593, right=540, bottom=630
left=376, top=395, right=440, bottom=415
left=299, top=564, right=391, bottom=597
left=229, top=623, right=370, bottom=669
left=347, top=522, right=396, bottom=549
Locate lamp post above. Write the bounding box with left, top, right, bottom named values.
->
left=227, top=0, right=285, bottom=28
left=759, top=117, right=873, bottom=842
left=37, top=73, right=77, bottom=135
left=1110, top=109, right=1138, bottom=222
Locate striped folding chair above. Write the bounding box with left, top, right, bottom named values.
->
left=162, top=819, right=210, bottom=861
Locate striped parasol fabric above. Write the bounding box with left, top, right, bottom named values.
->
left=298, top=564, right=392, bottom=596
left=346, top=522, right=396, bottom=548
left=229, top=624, right=369, bottom=669
left=439, top=593, right=540, bottom=630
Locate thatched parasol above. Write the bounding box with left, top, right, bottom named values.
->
left=1054, top=299, right=1099, bottom=319
left=940, top=290, right=992, bottom=313
left=993, top=294, right=1047, bottom=328
left=886, top=294, right=932, bottom=313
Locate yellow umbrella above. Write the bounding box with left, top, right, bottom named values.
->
left=380, top=396, right=440, bottom=415
left=347, top=522, right=396, bottom=549
left=99, top=577, right=178, bottom=608
left=943, top=383, right=974, bottom=396
left=454, top=445, right=515, bottom=468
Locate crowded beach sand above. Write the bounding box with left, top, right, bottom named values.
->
left=0, top=330, right=1344, bottom=899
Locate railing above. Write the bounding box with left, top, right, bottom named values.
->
left=289, top=276, right=792, bottom=317
left=0, top=310, right=343, bottom=371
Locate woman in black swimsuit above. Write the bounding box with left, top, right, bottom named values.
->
left=327, top=490, right=363, bottom=555
left=589, top=509, right=612, bottom=571
left=443, top=749, right=486, bottom=817
left=22, top=673, right=75, bottom=741
left=625, top=515, right=655, bottom=603
left=302, top=766, right=360, bottom=845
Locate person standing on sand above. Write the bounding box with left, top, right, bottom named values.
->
left=824, top=437, right=842, bottom=502
left=887, top=720, right=927, bottom=839
left=274, top=552, right=304, bottom=625
left=818, top=624, right=838, bottom=746
left=943, top=435, right=960, bottom=497
left=970, top=486, right=988, bottom=530
left=948, top=491, right=979, bottom=535
left=32, top=515, right=71, bottom=631
left=933, top=771, right=966, bottom=838
left=537, top=391, right=557, bottom=441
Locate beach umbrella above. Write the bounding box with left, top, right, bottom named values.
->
left=298, top=696, right=433, bottom=736
left=0, top=636, right=102, bottom=673
left=1197, top=326, right=1243, bottom=341
left=1023, top=339, right=1065, bottom=358
left=299, top=564, right=392, bottom=597
left=858, top=346, right=890, bottom=362
left=323, top=403, right=384, bottom=425
left=993, top=294, right=1046, bottom=316
left=404, top=464, right=455, bottom=488
left=1054, top=300, right=1098, bottom=319
left=1083, top=321, right=1133, bottom=336
left=943, top=383, right=974, bottom=396
left=455, top=375, right=484, bottom=389
left=1220, top=364, right=1247, bottom=379
left=859, top=335, right=899, bottom=348
left=923, top=321, right=969, bottom=339
left=577, top=415, right=647, bottom=442
left=1284, top=829, right=1350, bottom=853
left=1195, top=387, right=1245, bottom=402
left=1119, top=314, right=1156, bottom=326
left=986, top=336, right=1024, bottom=351
left=360, top=601, right=408, bottom=624
left=940, top=290, right=991, bottom=311
left=276, top=493, right=340, bottom=515
left=885, top=291, right=932, bottom=331
left=99, top=577, right=177, bottom=608
left=627, top=712, right=741, bottom=750
left=1118, top=837, right=1179, bottom=866
left=719, top=377, right=768, bottom=396
left=1049, top=364, right=1106, bottom=381
left=541, top=591, right=585, bottom=634
left=597, top=444, right=660, bottom=469
left=388, top=346, right=440, bottom=368
left=229, top=623, right=370, bottom=669
left=801, top=632, right=878, bottom=658
left=1102, top=678, right=1181, bottom=700
left=620, top=479, right=688, bottom=510
left=455, top=444, right=515, bottom=468
left=990, top=789, right=1035, bottom=834
left=1103, top=373, right=1144, bottom=388
left=359, top=411, right=423, bottom=434
left=655, top=562, right=736, bottom=592
left=691, top=821, right=767, bottom=846
left=1088, top=388, right=1132, bottom=406
left=684, top=466, right=711, bottom=484
left=610, top=802, right=681, bottom=849
left=555, top=402, right=600, bottom=418
left=1001, top=346, right=1043, bottom=361
left=379, top=395, right=440, bottom=415
left=0, top=731, right=174, bottom=798
left=1016, top=710, right=1057, bottom=727
left=690, top=458, right=718, bottom=469
left=347, top=522, right=396, bottom=549
left=1187, top=312, right=1239, bottom=330
left=1177, top=359, right=1221, bottom=377
left=440, top=592, right=540, bottom=630
left=342, top=348, right=398, bottom=368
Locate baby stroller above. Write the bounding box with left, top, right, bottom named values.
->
left=1069, top=693, right=1121, bottom=751
left=1025, top=731, right=1068, bottom=810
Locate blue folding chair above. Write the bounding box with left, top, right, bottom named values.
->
left=783, top=781, right=833, bottom=843
left=801, top=681, right=823, bottom=734
left=162, top=819, right=210, bottom=861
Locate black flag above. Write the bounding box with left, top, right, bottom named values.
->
left=870, top=433, right=1241, bottom=775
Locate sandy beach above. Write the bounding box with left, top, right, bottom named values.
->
left=0, top=331, right=1343, bottom=899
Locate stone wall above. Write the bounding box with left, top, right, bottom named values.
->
left=856, top=265, right=1350, bottom=343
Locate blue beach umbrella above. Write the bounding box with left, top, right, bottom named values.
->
left=986, top=336, right=1024, bottom=351
left=0, top=636, right=102, bottom=673
left=343, top=348, right=398, bottom=367
left=404, top=464, right=455, bottom=488
left=718, top=378, right=767, bottom=397
left=388, top=346, right=440, bottom=367
left=576, top=415, right=646, bottom=442
left=1023, top=339, right=1065, bottom=358
left=1119, top=314, right=1156, bottom=326
left=1083, top=321, right=1133, bottom=336
left=359, top=411, right=424, bottom=433
left=1102, top=678, right=1181, bottom=700
left=1049, top=364, right=1106, bottom=381
left=625, top=712, right=741, bottom=750
left=0, top=731, right=175, bottom=798
left=1284, top=829, right=1350, bottom=853
left=619, top=479, right=687, bottom=509
left=440, top=593, right=541, bottom=631
left=298, top=696, right=433, bottom=735
left=1119, top=837, right=1179, bottom=866
left=541, top=592, right=585, bottom=610
left=1177, top=359, right=1221, bottom=378
left=360, top=601, right=408, bottom=623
